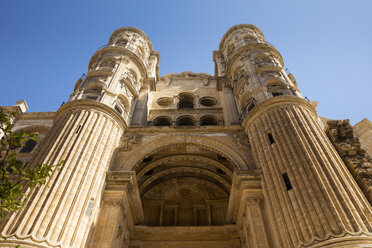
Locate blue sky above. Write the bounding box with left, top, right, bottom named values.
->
left=0, top=0, right=371, bottom=124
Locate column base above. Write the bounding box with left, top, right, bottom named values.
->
left=0, top=237, right=61, bottom=248
left=305, top=235, right=372, bottom=248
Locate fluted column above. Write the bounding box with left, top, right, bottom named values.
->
left=0, top=103, right=123, bottom=248
left=245, top=97, right=372, bottom=247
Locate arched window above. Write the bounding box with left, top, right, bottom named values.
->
left=116, top=39, right=128, bottom=47
left=117, top=94, right=130, bottom=112
left=200, top=116, right=218, bottom=126
left=178, top=93, right=194, bottom=109
left=153, top=116, right=172, bottom=126
left=100, top=59, right=116, bottom=67
left=177, top=116, right=195, bottom=126
left=267, top=83, right=285, bottom=97
left=137, top=46, right=145, bottom=57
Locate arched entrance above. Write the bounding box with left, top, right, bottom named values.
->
left=126, top=136, right=245, bottom=247
left=89, top=134, right=253, bottom=248
left=135, top=143, right=233, bottom=227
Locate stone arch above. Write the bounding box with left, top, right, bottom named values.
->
left=176, top=115, right=195, bottom=126
left=128, top=68, right=138, bottom=83
left=115, top=38, right=128, bottom=47
left=99, top=57, right=116, bottom=67
left=162, top=182, right=210, bottom=201
left=137, top=154, right=233, bottom=179
left=152, top=116, right=172, bottom=126
left=240, top=91, right=254, bottom=110
left=264, top=77, right=287, bottom=88
left=178, top=92, right=194, bottom=109
left=200, top=115, right=219, bottom=126
left=123, top=135, right=249, bottom=171
left=139, top=167, right=231, bottom=195
left=84, top=80, right=106, bottom=91
left=117, top=94, right=130, bottom=111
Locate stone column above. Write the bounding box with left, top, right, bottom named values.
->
left=245, top=97, right=372, bottom=247
left=0, top=102, right=124, bottom=248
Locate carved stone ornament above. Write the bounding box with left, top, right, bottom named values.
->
left=103, top=199, right=122, bottom=206
left=246, top=197, right=261, bottom=206
left=121, top=56, right=130, bottom=64
left=120, top=133, right=143, bottom=151
left=232, top=132, right=250, bottom=147
left=326, top=119, right=372, bottom=204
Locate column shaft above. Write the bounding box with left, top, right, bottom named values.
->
left=246, top=100, right=372, bottom=247
left=0, top=108, right=122, bottom=248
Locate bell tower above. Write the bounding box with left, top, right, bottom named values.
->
left=215, top=24, right=372, bottom=247
left=0, top=27, right=159, bottom=248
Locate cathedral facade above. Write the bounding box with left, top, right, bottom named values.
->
left=1, top=24, right=372, bottom=247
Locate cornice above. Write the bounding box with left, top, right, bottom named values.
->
left=241, top=96, right=317, bottom=132
left=108, top=27, right=154, bottom=51
left=225, top=43, right=284, bottom=76
left=54, top=100, right=127, bottom=130
left=124, top=125, right=243, bottom=133
left=219, top=24, right=265, bottom=51
left=18, top=112, right=56, bottom=120
left=88, top=46, right=147, bottom=78
left=159, top=71, right=212, bottom=81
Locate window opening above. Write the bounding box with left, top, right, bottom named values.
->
left=154, top=117, right=171, bottom=126
left=177, top=117, right=194, bottom=126
left=268, top=133, right=274, bottom=144
left=19, top=139, right=37, bottom=153
left=272, top=92, right=283, bottom=97
left=199, top=97, right=217, bottom=107
left=178, top=93, right=194, bottom=109
left=282, top=173, right=293, bottom=191
left=115, top=105, right=122, bottom=115
left=143, top=156, right=153, bottom=163
left=76, top=125, right=82, bottom=134
left=144, top=169, right=154, bottom=176
left=217, top=155, right=228, bottom=162
left=200, top=116, right=218, bottom=126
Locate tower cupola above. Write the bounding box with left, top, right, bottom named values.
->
left=69, top=27, right=160, bottom=126
left=214, top=24, right=301, bottom=124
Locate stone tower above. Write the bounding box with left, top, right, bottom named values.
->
left=1, top=24, right=372, bottom=248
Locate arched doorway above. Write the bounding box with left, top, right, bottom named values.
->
left=135, top=143, right=234, bottom=227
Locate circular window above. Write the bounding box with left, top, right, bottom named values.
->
left=199, top=97, right=217, bottom=107
left=157, top=97, right=173, bottom=107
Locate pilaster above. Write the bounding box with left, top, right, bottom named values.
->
left=87, top=171, right=143, bottom=248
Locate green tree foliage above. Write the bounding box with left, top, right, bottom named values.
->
left=0, top=108, right=63, bottom=219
